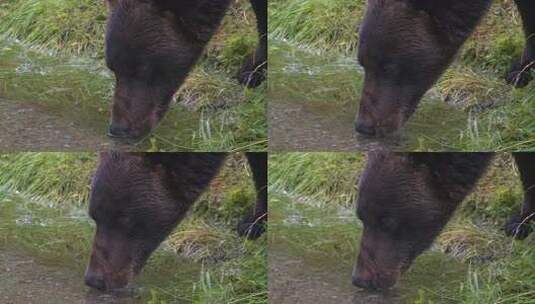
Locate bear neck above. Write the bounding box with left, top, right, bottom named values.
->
left=173, top=0, right=232, bottom=44
left=425, top=0, right=493, bottom=47
left=411, top=153, right=494, bottom=204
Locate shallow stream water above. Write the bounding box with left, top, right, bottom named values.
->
left=268, top=41, right=468, bottom=151
left=268, top=192, right=467, bottom=304
left=0, top=191, right=199, bottom=303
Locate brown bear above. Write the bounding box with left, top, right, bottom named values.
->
left=104, top=0, right=267, bottom=140
left=84, top=152, right=267, bottom=291
left=355, top=0, right=535, bottom=136
left=352, top=152, right=535, bottom=290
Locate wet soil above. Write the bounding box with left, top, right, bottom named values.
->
left=0, top=98, right=110, bottom=151
left=0, top=251, right=142, bottom=304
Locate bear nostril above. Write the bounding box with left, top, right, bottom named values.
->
left=85, top=272, right=106, bottom=291
left=352, top=275, right=372, bottom=289
left=355, top=122, right=376, bottom=136
left=107, top=125, right=131, bottom=139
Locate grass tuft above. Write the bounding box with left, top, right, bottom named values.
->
left=0, top=0, right=106, bottom=57
left=269, top=0, right=364, bottom=54
left=268, top=153, right=365, bottom=207
left=0, top=153, right=95, bottom=206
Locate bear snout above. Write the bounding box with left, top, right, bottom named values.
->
left=84, top=269, right=106, bottom=291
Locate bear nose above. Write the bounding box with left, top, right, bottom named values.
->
left=355, top=121, right=376, bottom=136
left=108, top=124, right=131, bottom=139
left=352, top=274, right=375, bottom=290
left=85, top=271, right=106, bottom=290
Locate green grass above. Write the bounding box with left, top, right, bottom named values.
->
left=0, top=0, right=106, bottom=57
left=0, top=153, right=95, bottom=206
left=268, top=153, right=365, bottom=207
left=0, top=0, right=266, bottom=151
left=190, top=84, right=267, bottom=152
left=269, top=153, right=535, bottom=303
left=0, top=153, right=267, bottom=304
left=269, top=0, right=535, bottom=151
left=269, top=0, right=364, bottom=54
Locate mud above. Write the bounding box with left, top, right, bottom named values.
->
left=0, top=98, right=110, bottom=151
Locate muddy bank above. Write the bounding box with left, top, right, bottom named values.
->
left=270, top=250, right=404, bottom=304
left=268, top=192, right=466, bottom=304
left=0, top=250, right=143, bottom=304
left=268, top=41, right=468, bottom=152
left=269, top=97, right=387, bottom=151
left=0, top=98, right=111, bottom=151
